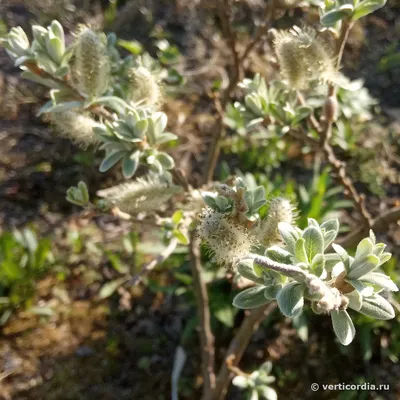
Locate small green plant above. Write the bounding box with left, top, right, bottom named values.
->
left=232, top=362, right=278, bottom=400
left=0, top=229, right=53, bottom=324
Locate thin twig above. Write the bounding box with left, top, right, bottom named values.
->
left=338, top=206, right=400, bottom=248
left=321, top=141, right=373, bottom=227
left=190, top=232, right=216, bottom=399
left=203, top=0, right=275, bottom=184
left=212, top=303, right=277, bottom=400
left=318, top=19, right=373, bottom=228
left=126, top=238, right=179, bottom=286
left=218, top=0, right=241, bottom=102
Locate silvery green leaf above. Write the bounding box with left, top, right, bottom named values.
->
left=250, top=390, right=259, bottom=400
left=302, top=226, right=324, bottom=262
left=47, top=37, right=64, bottom=64
left=99, top=278, right=126, bottom=299
left=369, top=230, right=376, bottom=245
left=37, top=100, right=84, bottom=116
left=332, top=243, right=350, bottom=270
left=378, top=252, right=391, bottom=266
left=88, top=96, right=128, bottom=114
left=278, top=222, right=299, bottom=254
left=264, top=284, right=282, bottom=300
left=346, top=290, right=362, bottom=311
left=259, top=361, right=273, bottom=375
left=331, top=310, right=355, bottom=346
left=203, top=194, right=217, bottom=209
left=244, top=93, right=264, bottom=116
left=345, top=279, right=374, bottom=297
left=50, top=20, right=64, bottom=43
left=66, top=187, right=84, bottom=206
left=358, top=293, right=395, bottom=320
left=295, top=238, right=308, bottom=264
left=99, top=150, right=124, bottom=172
left=352, top=0, right=387, bottom=21
left=155, top=132, right=178, bottom=145
left=310, top=254, right=325, bottom=277
left=359, top=272, right=398, bottom=292
left=325, top=253, right=342, bottom=271
left=21, top=71, right=65, bottom=89
left=291, top=106, right=312, bottom=126
left=156, top=152, right=175, bottom=170
left=372, top=243, right=385, bottom=257
left=233, top=286, right=270, bottom=309
left=265, top=246, right=292, bottom=264
left=307, top=218, right=320, bottom=228
left=259, top=386, right=277, bottom=400
left=347, top=254, right=380, bottom=279
left=276, top=282, right=305, bottom=318
left=232, top=375, right=249, bottom=389
left=355, top=238, right=373, bottom=260
left=134, top=119, right=148, bottom=138
left=323, top=230, right=337, bottom=250
left=152, top=112, right=168, bottom=136
left=293, top=313, right=308, bottom=343
left=321, top=219, right=339, bottom=235
left=78, top=181, right=89, bottom=204
left=122, top=151, right=140, bottom=178
left=14, top=55, right=33, bottom=66
left=148, top=159, right=163, bottom=174
left=237, top=260, right=265, bottom=285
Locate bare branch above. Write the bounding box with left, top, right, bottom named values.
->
left=190, top=233, right=216, bottom=399
left=338, top=206, right=400, bottom=248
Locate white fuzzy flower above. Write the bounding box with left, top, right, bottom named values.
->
left=258, top=197, right=296, bottom=246
left=48, top=111, right=99, bottom=147
left=197, top=208, right=256, bottom=267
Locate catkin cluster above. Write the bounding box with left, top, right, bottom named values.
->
left=274, top=26, right=336, bottom=89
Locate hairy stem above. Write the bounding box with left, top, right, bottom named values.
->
left=190, top=233, right=216, bottom=399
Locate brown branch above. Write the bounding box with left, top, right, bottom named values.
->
left=322, top=141, right=373, bottom=227
left=212, top=302, right=277, bottom=400
left=218, top=0, right=241, bottom=102
left=318, top=19, right=372, bottom=228
left=190, top=233, right=216, bottom=399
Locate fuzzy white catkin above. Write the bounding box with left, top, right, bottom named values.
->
left=48, top=111, right=99, bottom=147
left=258, top=197, right=296, bottom=246
left=74, top=27, right=109, bottom=97
left=197, top=208, right=256, bottom=267
left=274, top=27, right=336, bottom=89
left=127, top=66, right=161, bottom=107
left=97, top=176, right=182, bottom=214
